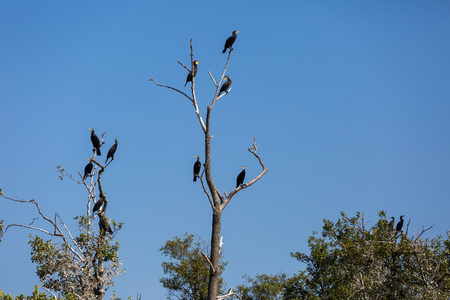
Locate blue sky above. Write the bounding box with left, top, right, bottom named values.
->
left=1, top=1, right=449, bottom=298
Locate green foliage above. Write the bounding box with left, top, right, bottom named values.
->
left=0, top=285, right=55, bottom=300
left=28, top=214, right=124, bottom=298
left=240, top=211, right=450, bottom=299
left=159, top=233, right=227, bottom=300
left=238, top=273, right=287, bottom=299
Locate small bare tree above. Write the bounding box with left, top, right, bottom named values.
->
left=150, top=38, right=268, bottom=299
left=0, top=132, right=123, bottom=300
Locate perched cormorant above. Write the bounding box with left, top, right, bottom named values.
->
left=389, top=217, right=395, bottom=231
left=193, top=155, right=201, bottom=182
left=222, top=30, right=239, bottom=53
left=89, top=128, right=101, bottom=156
left=185, top=60, right=200, bottom=87
left=93, top=197, right=104, bottom=214
left=236, top=166, right=245, bottom=188
left=396, top=215, right=405, bottom=234
left=105, top=138, right=118, bottom=164
left=83, top=159, right=93, bottom=180
left=218, top=76, right=231, bottom=96
left=99, top=214, right=113, bottom=235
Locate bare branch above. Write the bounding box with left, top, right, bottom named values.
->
left=149, top=78, right=194, bottom=102
left=208, top=71, right=217, bottom=86
left=42, top=286, right=57, bottom=300
left=1, top=194, right=84, bottom=262
left=198, top=173, right=214, bottom=209
left=210, top=50, right=232, bottom=108
left=178, top=60, right=190, bottom=72
left=201, top=250, right=215, bottom=274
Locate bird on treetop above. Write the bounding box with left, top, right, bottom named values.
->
left=185, top=60, right=200, bottom=87
left=389, top=217, right=395, bottom=231
left=105, top=138, right=118, bottom=164
left=89, top=128, right=101, bottom=156
left=222, top=30, right=239, bottom=54
left=396, top=215, right=405, bottom=234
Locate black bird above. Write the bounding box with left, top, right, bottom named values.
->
left=396, top=215, right=405, bottom=234
left=92, top=197, right=104, bottom=214
left=89, top=128, right=101, bottom=156
left=99, top=214, right=113, bottom=235
left=185, top=60, right=200, bottom=87
left=105, top=138, right=118, bottom=164
left=389, top=217, right=395, bottom=231
left=83, top=159, right=93, bottom=181
left=193, top=155, right=201, bottom=182
left=236, top=166, right=245, bottom=188
left=222, top=30, right=239, bottom=53
left=218, top=76, right=231, bottom=96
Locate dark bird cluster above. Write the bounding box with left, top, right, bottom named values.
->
left=185, top=60, right=200, bottom=87
left=83, top=129, right=119, bottom=236
left=222, top=30, right=239, bottom=54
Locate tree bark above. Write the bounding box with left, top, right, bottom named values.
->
left=207, top=209, right=222, bottom=300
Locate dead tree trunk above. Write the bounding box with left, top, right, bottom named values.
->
left=150, top=38, right=268, bottom=300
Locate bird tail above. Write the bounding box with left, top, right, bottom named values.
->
left=184, top=81, right=188, bottom=87
left=105, top=158, right=108, bottom=164
left=97, top=148, right=101, bottom=156
left=222, top=48, right=226, bottom=54
left=193, top=175, right=197, bottom=182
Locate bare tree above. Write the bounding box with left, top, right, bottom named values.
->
left=150, top=38, right=268, bottom=299
left=0, top=133, right=123, bottom=300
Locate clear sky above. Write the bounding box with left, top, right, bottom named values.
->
left=1, top=1, right=449, bottom=298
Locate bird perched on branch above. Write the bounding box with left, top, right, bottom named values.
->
left=99, top=214, right=113, bottom=235
left=185, top=60, right=200, bottom=87
left=222, top=30, right=239, bottom=53
left=236, top=166, right=245, bottom=188
left=389, top=217, right=395, bottom=232
left=105, top=138, right=118, bottom=164
left=396, top=215, right=405, bottom=234
left=89, top=128, right=101, bottom=156
left=83, top=159, right=93, bottom=181
left=93, top=197, right=104, bottom=214
left=193, top=155, right=201, bottom=182
left=218, top=76, right=231, bottom=96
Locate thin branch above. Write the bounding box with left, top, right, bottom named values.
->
left=198, top=173, right=214, bottom=209
left=56, top=213, right=84, bottom=259
left=210, top=50, right=232, bottom=109
left=149, top=78, right=193, bottom=102
left=42, top=286, right=57, bottom=300
left=177, top=61, right=190, bottom=72
left=201, top=250, right=215, bottom=274
left=1, top=195, right=84, bottom=262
